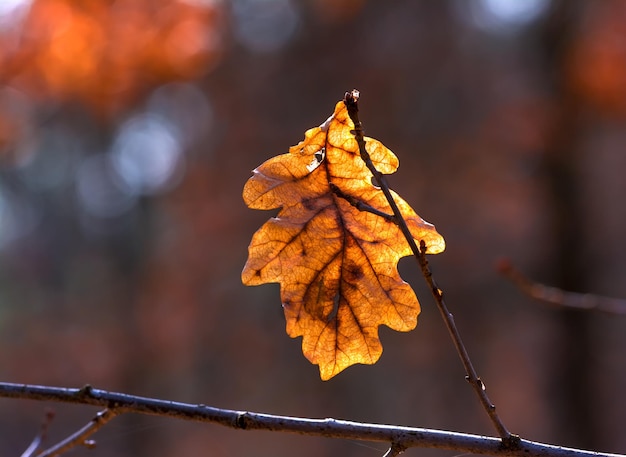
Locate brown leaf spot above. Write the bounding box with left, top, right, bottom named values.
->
left=344, top=263, right=364, bottom=282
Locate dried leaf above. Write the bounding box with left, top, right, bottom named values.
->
left=242, top=99, right=445, bottom=380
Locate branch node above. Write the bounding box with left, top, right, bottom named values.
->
left=77, top=384, right=93, bottom=397
left=236, top=412, right=249, bottom=430
left=501, top=434, right=522, bottom=451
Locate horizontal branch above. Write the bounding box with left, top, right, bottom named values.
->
left=1, top=382, right=623, bottom=457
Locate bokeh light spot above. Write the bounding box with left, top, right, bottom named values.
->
left=17, top=127, right=77, bottom=192
left=0, top=185, right=39, bottom=249
left=0, top=0, right=33, bottom=23
left=76, top=154, right=136, bottom=219
left=111, top=115, right=185, bottom=196
left=147, top=82, right=213, bottom=149
left=455, top=0, right=551, bottom=33
left=482, top=0, right=549, bottom=24
left=0, top=187, right=13, bottom=249
left=232, top=0, right=299, bottom=53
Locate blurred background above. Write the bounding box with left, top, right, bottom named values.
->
left=0, top=0, right=625, bottom=456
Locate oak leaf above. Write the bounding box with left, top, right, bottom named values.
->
left=242, top=99, right=445, bottom=380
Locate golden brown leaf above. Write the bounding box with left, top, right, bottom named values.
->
left=242, top=100, right=445, bottom=380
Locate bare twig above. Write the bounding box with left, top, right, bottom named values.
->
left=382, top=442, right=407, bottom=457
left=37, top=408, right=119, bottom=457
left=21, top=409, right=55, bottom=457
left=0, top=382, right=623, bottom=457
left=498, top=259, right=626, bottom=315
left=343, top=89, right=515, bottom=445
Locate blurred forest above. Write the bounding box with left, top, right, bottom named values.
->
left=0, top=0, right=625, bottom=456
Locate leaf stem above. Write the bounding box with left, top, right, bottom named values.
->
left=329, top=182, right=395, bottom=221
left=343, top=89, right=515, bottom=444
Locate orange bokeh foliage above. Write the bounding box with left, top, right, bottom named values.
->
left=242, top=99, right=445, bottom=380
left=566, top=2, right=626, bottom=116
left=0, top=0, right=223, bottom=115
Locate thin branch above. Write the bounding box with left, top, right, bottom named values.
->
left=0, top=383, right=623, bottom=457
left=20, top=409, right=55, bottom=457
left=343, top=89, right=514, bottom=444
left=37, top=408, right=119, bottom=457
left=383, top=442, right=407, bottom=457
left=498, top=259, right=626, bottom=315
